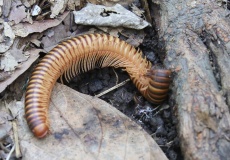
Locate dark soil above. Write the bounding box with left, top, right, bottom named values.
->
left=66, top=27, right=183, bottom=160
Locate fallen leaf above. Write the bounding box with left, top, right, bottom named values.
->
left=131, top=3, right=144, bottom=17
left=73, top=3, right=150, bottom=30
left=41, top=13, right=78, bottom=51
left=5, top=100, right=23, bottom=119
left=96, top=26, right=123, bottom=37
left=12, top=11, right=69, bottom=37
left=2, top=0, right=11, bottom=17
left=87, top=0, right=135, bottom=7
left=11, top=39, right=29, bottom=62
left=120, top=29, right=145, bottom=47
left=0, top=71, right=11, bottom=82
left=21, top=0, right=30, bottom=8
left=0, top=52, right=18, bottom=71
left=0, top=48, right=42, bottom=93
left=49, top=0, right=67, bottom=18
left=27, top=0, right=36, bottom=6
left=67, top=0, right=80, bottom=10
left=8, top=0, right=27, bottom=24
left=22, top=9, right=33, bottom=24
left=41, top=22, right=72, bottom=50
left=0, top=110, right=12, bottom=140
left=0, top=22, right=15, bottom=53
left=0, top=38, right=31, bottom=72
left=17, top=83, right=168, bottom=160
left=0, top=0, right=3, bottom=16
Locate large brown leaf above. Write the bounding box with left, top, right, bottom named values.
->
left=18, top=83, right=168, bottom=160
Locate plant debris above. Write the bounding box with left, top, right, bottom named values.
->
left=73, top=3, right=150, bottom=29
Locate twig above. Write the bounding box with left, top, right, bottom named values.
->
left=152, top=105, right=169, bottom=117
left=12, top=121, right=22, bottom=158
left=224, top=134, right=230, bottom=141
left=158, top=140, right=173, bottom=148
left=95, top=79, right=130, bottom=97
left=0, top=142, right=10, bottom=153
left=150, top=126, right=162, bottom=137
left=6, top=144, right=15, bottom=160
left=4, top=101, right=22, bottom=158
left=112, top=68, right=119, bottom=85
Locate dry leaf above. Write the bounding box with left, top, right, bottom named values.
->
left=2, top=0, right=11, bottom=17
left=27, top=0, right=36, bottom=6
left=120, top=29, right=145, bottom=47
left=73, top=3, right=150, bottom=30
left=0, top=52, right=18, bottom=71
left=131, top=3, right=144, bottom=17
left=0, top=48, right=42, bottom=93
left=0, top=110, right=12, bottom=140
left=0, top=38, right=30, bottom=72
left=67, top=0, right=80, bottom=10
left=23, top=8, right=33, bottom=23
left=0, top=72, right=11, bottom=81
left=0, top=0, right=3, bottom=16
left=0, top=22, right=15, bottom=53
left=8, top=0, right=27, bottom=24
left=41, top=13, right=78, bottom=51
left=88, top=0, right=135, bottom=7
left=12, top=11, right=69, bottom=37
left=21, top=0, right=31, bottom=8
left=96, top=26, right=123, bottom=37
left=17, top=83, right=168, bottom=160
left=41, top=23, right=71, bottom=50
left=49, top=0, right=67, bottom=18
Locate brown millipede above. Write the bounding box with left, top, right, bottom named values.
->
left=25, top=33, right=171, bottom=138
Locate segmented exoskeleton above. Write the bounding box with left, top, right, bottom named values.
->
left=25, top=33, right=171, bottom=138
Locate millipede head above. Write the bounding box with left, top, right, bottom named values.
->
left=145, top=68, right=172, bottom=104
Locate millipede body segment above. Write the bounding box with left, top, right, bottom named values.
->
left=25, top=33, right=171, bottom=138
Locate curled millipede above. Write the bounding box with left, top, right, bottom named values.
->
left=25, top=33, right=171, bottom=138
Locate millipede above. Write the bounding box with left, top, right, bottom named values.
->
left=25, top=33, right=171, bottom=138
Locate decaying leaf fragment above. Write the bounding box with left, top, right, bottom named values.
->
left=0, top=52, right=18, bottom=71
left=8, top=0, right=27, bottom=24
left=12, top=11, right=69, bottom=37
left=0, top=110, right=12, bottom=140
left=73, top=3, right=150, bottom=29
left=49, top=0, right=66, bottom=18
left=88, top=0, right=135, bottom=7
left=0, top=49, right=42, bottom=93
left=0, top=0, right=3, bottom=16
left=17, top=83, right=168, bottom=160
left=2, top=0, right=11, bottom=17
left=0, top=22, right=15, bottom=53
left=49, top=0, right=81, bottom=18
